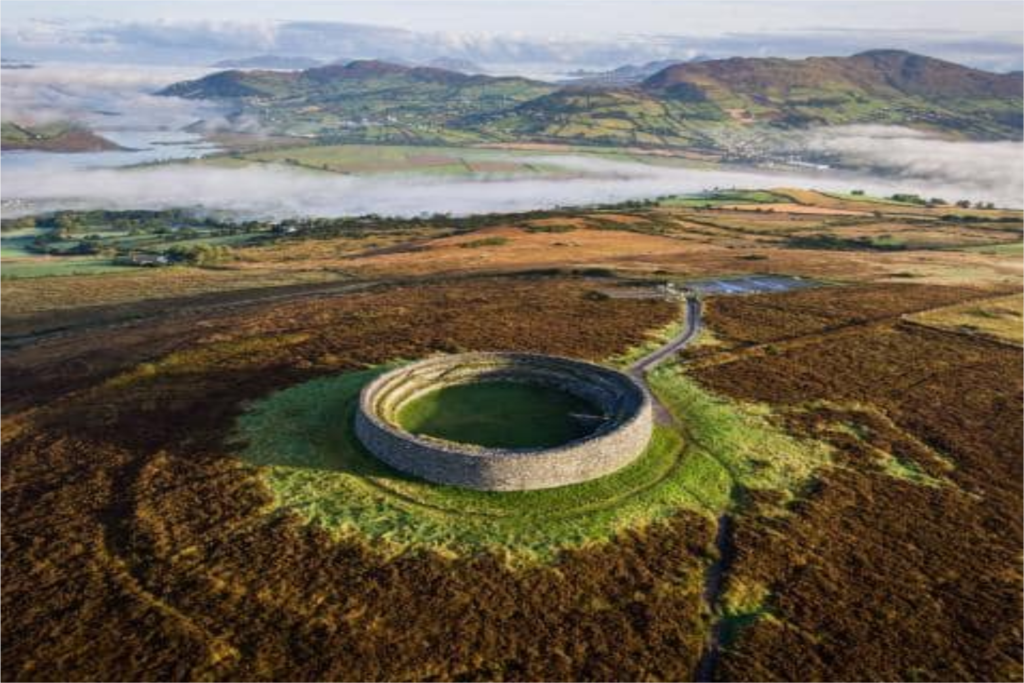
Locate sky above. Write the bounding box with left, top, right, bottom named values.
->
left=4, top=1, right=1022, bottom=37
left=2, top=0, right=1022, bottom=72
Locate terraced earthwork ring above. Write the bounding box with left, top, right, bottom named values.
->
left=355, top=352, right=654, bottom=491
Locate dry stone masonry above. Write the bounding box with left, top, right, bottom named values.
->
left=355, top=352, right=654, bottom=491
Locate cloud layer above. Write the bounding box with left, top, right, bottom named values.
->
left=4, top=15, right=1022, bottom=73
left=1, top=63, right=228, bottom=130
left=801, top=126, right=1023, bottom=203
left=3, top=144, right=1020, bottom=220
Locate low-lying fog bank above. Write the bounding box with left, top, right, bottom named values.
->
left=1, top=63, right=224, bottom=130
left=800, top=126, right=1023, bottom=203
left=2, top=63, right=1020, bottom=217
left=2, top=147, right=1021, bottom=219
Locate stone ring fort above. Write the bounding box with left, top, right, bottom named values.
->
left=355, top=352, right=654, bottom=491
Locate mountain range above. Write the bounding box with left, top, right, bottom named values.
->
left=161, top=49, right=1024, bottom=148
left=562, top=59, right=708, bottom=86
left=211, top=55, right=326, bottom=70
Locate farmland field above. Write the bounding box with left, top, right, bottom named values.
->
left=1, top=255, right=135, bottom=278
left=190, top=143, right=588, bottom=176
left=0, top=229, right=44, bottom=258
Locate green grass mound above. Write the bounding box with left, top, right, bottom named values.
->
left=396, top=381, right=599, bottom=449
left=233, top=362, right=834, bottom=560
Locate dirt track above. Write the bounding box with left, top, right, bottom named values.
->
left=629, top=294, right=703, bottom=378
left=625, top=293, right=731, bottom=682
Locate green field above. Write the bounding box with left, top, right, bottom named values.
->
left=231, top=355, right=837, bottom=559
left=659, top=190, right=788, bottom=207
left=1, top=256, right=134, bottom=279
left=187, top=142, right=730, bottom=179
left=0, top=213, right=268, bottom=280
left=961, top=241, right=1024, bottom=256
left=821, top=191, right=925, bottom=206
left=397, top=381, right=598, bottom=448
left=195, top=143, right=570, bottom=177
left=0, top=229, right=45, bottom=258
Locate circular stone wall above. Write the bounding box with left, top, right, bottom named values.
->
left=355, top=352, right=654, bottom=491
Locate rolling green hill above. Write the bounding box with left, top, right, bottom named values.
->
left=161, top=51, right=1023, bottom=147
left=640, top=49, right=1023, bottom=136
left=162, top=59, right=555, bottom=143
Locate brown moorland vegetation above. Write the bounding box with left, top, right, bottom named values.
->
left=692, top=282, right=1015, bottom=347
left=4, top=276, right=719, bottom=681
left=4, top=199, right=1020, bottom=324
left=3, top=276, right=674, bottom=408
left=689, top=286, right=1023, bottom=681
left=713, top=203, right=872, bottom=216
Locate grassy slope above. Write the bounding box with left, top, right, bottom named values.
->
left=0, top=221, right=266, bottom=281
left=1, top=257, right=134, bottom=279
left=230, top=350, right=835, bottom=559
left=167, top=62, right=554, bottom=143
left=215, top=143, right=564, bottom=177
left=641, top=51, right=1023, bottom=140
left=906, top=293, right=1024, bottom=345
left=659, top=190, right=788, bottom=207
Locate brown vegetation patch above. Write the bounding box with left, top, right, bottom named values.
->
left=5, top=202, right=1021, bottom=324
left=699, top=283, right=1007, bottom=345
left=2, top=275, right=716, bottom=681
left=693, top=321, right=1022, bottom=508
left=2, top=268, right=346, bottom=319
left=524, top=217, right=591, bottom=230
left=340, top=224, right=688, bottom=277
left=714, top=203, right=871, bottom=216
left=339, top=235, right=1023, bottom=290
left=6, top=239, right=1020, bottom=327
left=810, top=221, right=1021, bottom=248
left=666, top=209, right=839, bottom=233
left=690, top=286, right=1022, bottom=681
left=719, top=463, right=1021, bottom=681
left=4, top=276, right=676, bottom=411
left=905, top=293, right=1024, bottom=345
left=589, top=213, right=652, bottom=225
left=774, top=188, right=1023, bottom=221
